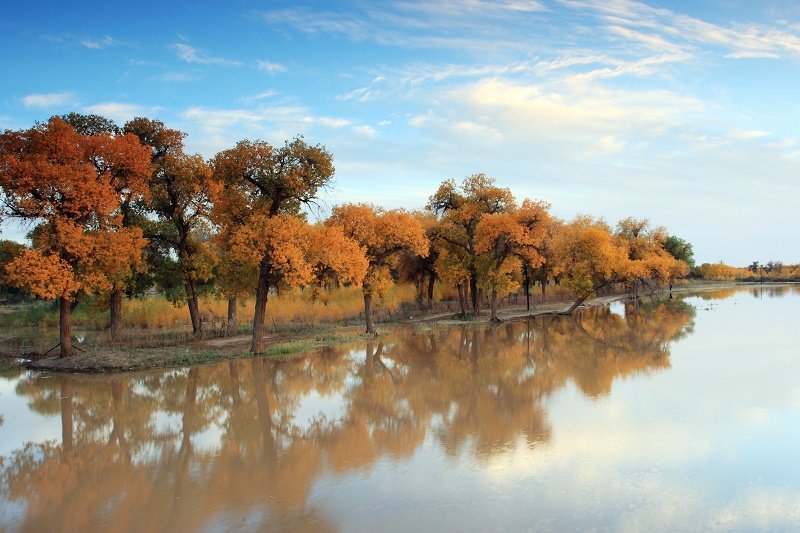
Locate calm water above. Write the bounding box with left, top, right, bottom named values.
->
left=1, top=286, right=799, bottom=532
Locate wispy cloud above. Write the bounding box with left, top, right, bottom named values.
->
left=181, top=106, right=308, bottom=131
left=725, top=51, right=780, bottom=59
left=240, top=91, right=279, bottom=104
left=155, top=72, right=196, bottom=82
left=80, top=35, right=126, bottom=49
left=174, top=44, right=242, bottom=66
left=311, top=117, right=352, bottom=128
left=256, top=60, right=287, bottom=74
left=253, top=8, right=370, bottom=39
left=560, top=0, right=800, bottom=60
left=22, top=92, right=76, bottom=108
left=83, top=102, right=160, bottom=124
left=253, top=0, right=549, bottom=51
left=728, top=130, right=770, bottom=141
left=337, top=76, right=387, bottom=102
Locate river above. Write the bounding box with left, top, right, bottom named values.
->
left=1, top=286, right=799, bottom=532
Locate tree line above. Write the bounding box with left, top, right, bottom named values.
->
left=0, top=114, right=694, bottom=357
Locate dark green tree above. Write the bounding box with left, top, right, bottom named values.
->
left=663, top=235, right=695, bottom=269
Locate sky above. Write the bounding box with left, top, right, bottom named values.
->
left=1, top=0, right=799, bottom=266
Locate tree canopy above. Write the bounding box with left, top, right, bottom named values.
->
left=0, top=117, right=152, bottom=355
left=0, top=113, right=706, bottom=351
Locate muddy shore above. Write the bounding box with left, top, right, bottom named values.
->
left=7, top=283, right=748, bottom=374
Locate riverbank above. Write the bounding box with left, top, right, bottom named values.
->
left=6, top=282, right=751, bottom=374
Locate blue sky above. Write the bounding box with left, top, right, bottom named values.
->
left=2, top=0, right=799, bottom=266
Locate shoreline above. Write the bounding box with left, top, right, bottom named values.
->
left=3, top=282, right=774, bottom=374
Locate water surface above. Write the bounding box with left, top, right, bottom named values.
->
left=1, top=287, right=799, bottom=532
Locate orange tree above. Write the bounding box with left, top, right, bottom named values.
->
left=614, top=217, right=688, bottom=296
left=395, top=210, right=440, bottom=310
left=550, top=215, right=628, bottom=314
left=475, top=199, right=551, bottom=321
left=60, top=112, right=150, bottom=342
left=211, top=137, right=337, bottom=353
left=0, top=117, right=151, bottom=356
left=325, top=203, right=428, bottom=334
left=124, top=118, right=218, bottom=337
left=427, top=174, right=515, bottom=314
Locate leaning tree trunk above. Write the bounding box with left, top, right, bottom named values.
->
left=226, top=297, right=237, bottom=337
left=59, top=296, right=73, bottom=357
left=474, top=287, right=483, bottom=316
left=564, top=295, right=588, bottom=315
left=364, top=292, right=375, bottom=334
left=110, top=289, right=123, bottom=343
left=251, top=260, right=271, bottom=353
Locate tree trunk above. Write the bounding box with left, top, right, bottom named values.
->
left=185, top=278, right=203, bottom=338
left=469, top=276, right=479, bottom=313
left=226, top=297, right=237, bottom=337
left=59, top=296, right=73, bottom=357
left=251, top=259, right=271, bottom=353
left=490, top=288, right=498, bottom=321
left=457, top=283, right=468, bottom=316
left=364, top=292, right=375, bottom=334
left=474, top=287, right=483, bottom=316
left=110, top=289, right=123, bottom=343
left=524, top=265, right=530, bottom=311
left=564, top=295, right=588, bottom=315
left=427, top=273, right=436, bottom=310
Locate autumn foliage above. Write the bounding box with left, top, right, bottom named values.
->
left=326, top=203, right=428, bottom=333
left=0, top=117, right=151, bottom=356
left=0, top=114, right=701, bottom=353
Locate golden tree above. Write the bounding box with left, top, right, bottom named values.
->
left=428, top=174, right=515, bottom=314
left=124, top=118, right=218, bottom=337
left=60, top=113, right=151, bottom=342
left=550, top=215, right=628, bottom=314
left=614, top=217, right=688, bottom=296
left=0, top=117, right=151, bottom=356
left=211, top=137, right=337, bottom=353
left=475, top=199, right=551, bottom=321
left=326, top=203, right=428, bottom=334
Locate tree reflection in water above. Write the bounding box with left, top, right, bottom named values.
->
left=0, top=298, right=694, bottom=532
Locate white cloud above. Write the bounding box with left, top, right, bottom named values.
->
left=253, top=8, right=369, bottom=39
left=80, top=35, right=123, bottom=49
left=352, top=125, right=377, bottom=138
left=564, top=0, right=800, bottom=60
left=22, top=92, right=76, bottom=108
left=727, top=130, right=769, bottom=141
left=240, top=91, right=279, bottom=103
left=156, top=72, right=195, bottom=82
left=256, top=60, right=287, bottom=74
left=725, top=51, right=780, bottom=59
left=82, top=102, right=159, bottom=124
left=311, top=117, right=352, bottom=128
left=174, top=43, right=242, bottom=66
